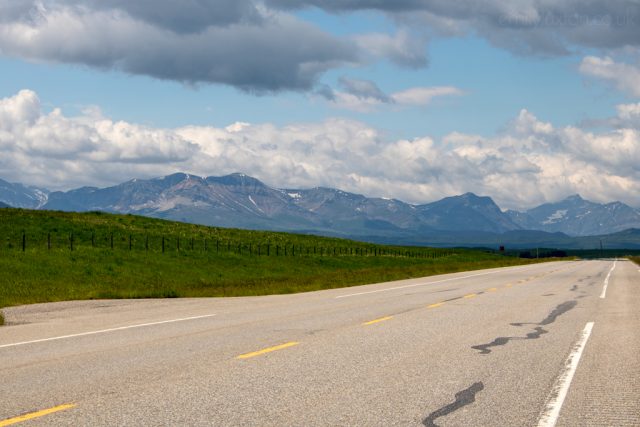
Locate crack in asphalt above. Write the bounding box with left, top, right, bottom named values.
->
left=471, top=301, right=577, bottom=355
left=423, top=382, right=484, bottom=427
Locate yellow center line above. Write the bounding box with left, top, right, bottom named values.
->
left=0, top=403, right=76, bottom=426
left=463, top=293, right=477, bottom=299
left=237, top=342, right=300, bottom=359
left=487, top=287, right=498, bottom=292
left=363, top=315, right=394, bottom=325
left=505, top=283, right=513, bottom=288
left=427, top=302, right=445, bottom=309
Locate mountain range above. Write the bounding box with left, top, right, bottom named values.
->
left=1, top=173, right=639, bottom=249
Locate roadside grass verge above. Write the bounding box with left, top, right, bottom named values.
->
left=0, top=208, right=559, bottom=311
left=630, top=256, right=640, bottom=266
left=0, top=246, right=548, bottom=309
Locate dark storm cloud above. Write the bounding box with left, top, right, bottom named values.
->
left=66, top=0, right=262, bottom=33
left=267, top=0, right=640, bottom=53
left=0, top=1, right=357, bottom=92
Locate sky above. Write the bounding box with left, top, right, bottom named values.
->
left=0, top=0, right=639, bottom=210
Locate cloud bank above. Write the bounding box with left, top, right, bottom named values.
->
left=1, top=90, right=639, bottom=210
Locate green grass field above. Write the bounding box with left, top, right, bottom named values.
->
left=0, top=208, right=556, bottom=324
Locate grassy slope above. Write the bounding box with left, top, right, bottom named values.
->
left=0, top=208, right=552, bottom=311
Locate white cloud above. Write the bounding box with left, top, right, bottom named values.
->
left=580, top=56, right=640, bottom=97
left=1, top=90, right=640, bottom=209
left=0, top=90, right=198, bottom=187
left=390, top=86, right=464, bottom=106
left=317, top=78, right=464, bottom=112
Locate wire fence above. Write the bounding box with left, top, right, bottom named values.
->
left=2, top=230, right=456, bottom=259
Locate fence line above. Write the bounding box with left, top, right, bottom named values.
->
left=2, top=231, right=456, bottom=259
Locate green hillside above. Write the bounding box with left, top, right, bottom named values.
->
left=0, top=208, right=552, bottom=318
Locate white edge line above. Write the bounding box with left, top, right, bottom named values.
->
left=0, top=314, right=216, bottom=349
left=537, top=321, right=594, bottom=427
left=335, top=264, right=541, bottom=299
left=599, top=260, right=617, bottom=299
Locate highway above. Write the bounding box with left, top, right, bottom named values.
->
left=1, top=259, right=638, bottom=426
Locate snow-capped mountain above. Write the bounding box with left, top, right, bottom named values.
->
left=0, top=178, right=49, bottom=209
left=507, top=194, right=640, bottom=236
left=2, top=173, right=639, bottom=244
left=40, top=172, right=523, bottom=237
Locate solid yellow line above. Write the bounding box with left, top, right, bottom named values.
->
left=237, top=342, right=300, bottom=359
left=363, top=316, right=393, bottom=326
left=0, top=404, right=76, bottom=426
left=427, top=302, right=445, bottom=309
left=463, top=293, right=477, bottom=299
left=487, top=287, right=498, bottom=292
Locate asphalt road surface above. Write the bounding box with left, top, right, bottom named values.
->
left=1, top=259, right=638, bottom=426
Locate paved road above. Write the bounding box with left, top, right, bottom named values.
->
left=1, top=260, right=638, bottom=426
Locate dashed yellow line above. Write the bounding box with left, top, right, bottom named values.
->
left=463, top=293, right=477, bottom=299
left=237, top=342, right=300, bottom=359
left=505, top=283, right=513, bottom=288
left=487, top=287, right=498, bottom=292
left=427, top=302, right=445, bottom=309
left=363, top=316, right=393, bottom=325
left=0, top=403, right=76, bottom=426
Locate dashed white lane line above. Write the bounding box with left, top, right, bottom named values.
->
left=537, top=322, right=595, bottom=427
left=0, top=314, right=217, bottom=349
left=599, top=260, right=617, bottom=299
left=334, top=265, right=537, bottom=299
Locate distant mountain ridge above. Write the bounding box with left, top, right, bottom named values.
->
left=507, top=194, right=640, bottom=236
left=2, top=172, right=640, bottom=247
left=0, top=178, right=48, bottom=209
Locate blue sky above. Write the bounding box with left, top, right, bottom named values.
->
left=0, top=1, right=639, bottom=209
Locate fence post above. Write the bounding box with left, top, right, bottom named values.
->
left=110, top=233, right=114, bottom=250
left=177, top=237, right=180, bottom=251
left=162, top=236, right=165, bottom=253
left=22, top=231, right=25, bottom=252
left=91, top=232, right=95, bottom=248
left=69, top=232, right=74, bottom=251
left=129, top=235, right=132, bottom=250
left=47, top=232, right=51, bottom=250
left=267, top=244, right=270, bottom=256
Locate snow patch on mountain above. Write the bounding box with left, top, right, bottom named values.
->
left=543, top=209, right=568, bottom=225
